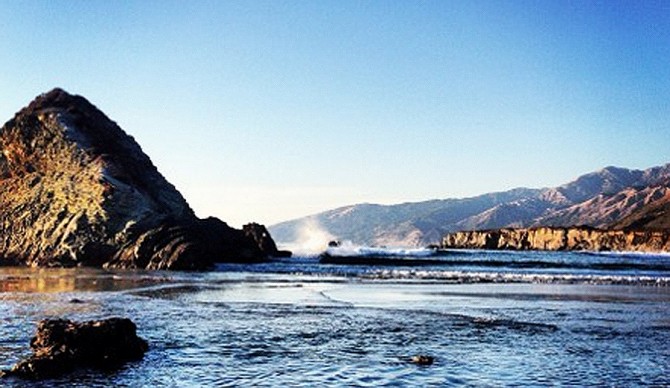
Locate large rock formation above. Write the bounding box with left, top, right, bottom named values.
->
left=442, top=227, right=670, bottom=253
left=2, top=318, right=148, bottom=379
left=0, top=88, right=287, bottom=269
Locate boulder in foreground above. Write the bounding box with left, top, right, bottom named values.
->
left=2, top=318, right=148, bottom=379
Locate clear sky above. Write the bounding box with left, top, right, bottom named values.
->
left=1, top=1, right=669, bottom=227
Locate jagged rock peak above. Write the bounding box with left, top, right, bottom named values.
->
left=6, top=88, right=194, bottom=217
left=23, top=88, right=96, bottom=113
left=0, top=89, right=287, bottom=269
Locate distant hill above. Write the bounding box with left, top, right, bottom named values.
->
left=269, top=164, right=670, bottom=247
left=612, top=191, right=670, bottom=230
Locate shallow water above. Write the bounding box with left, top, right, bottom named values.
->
left=1, top=251, right=669, bottom=386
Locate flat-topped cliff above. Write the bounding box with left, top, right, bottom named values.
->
left=442, top=226, right=670, bottom=253
left=0, top=88, right=286, bottom=269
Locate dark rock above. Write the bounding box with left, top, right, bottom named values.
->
left=243, top=223, right=291, bottom=258
left=273, top=250, right=293, bottom=258
left=410, top=355, right=434, bottom=365
left=2, top=317, right=148, bottom=379
left=0, top=88, right=288, bottom=269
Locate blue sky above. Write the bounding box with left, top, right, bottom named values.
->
left=1, top=1, right=669, bottom=226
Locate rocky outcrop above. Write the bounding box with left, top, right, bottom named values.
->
left=2, top=318, right=148, bottom=379
left=104, top=218, right=281, bottom=269
left=243, top=223, right=292, bottom=258
left=442, top=226, right=670, bottom=253
left=0, top=88, right=287, bottom=269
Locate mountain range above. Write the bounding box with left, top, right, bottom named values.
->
left=269, top=164, right=670, bottom=247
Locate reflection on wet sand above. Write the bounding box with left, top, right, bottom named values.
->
left=0, top=267, right=172, bottom=293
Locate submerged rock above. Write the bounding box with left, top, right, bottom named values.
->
left=328, top=240, right=341, bottom=247
left=2, top=318, right=148, bottom=379
left=0, top=88, right=288, bottom=269
left=410, top=355, right=434, bottom=365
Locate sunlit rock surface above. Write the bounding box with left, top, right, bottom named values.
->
left=0, top=88, right=285, bottom=269
left=442, top=226, right=670, bottom=253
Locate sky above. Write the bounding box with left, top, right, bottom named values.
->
left=1, top=1, right=669, bottom=227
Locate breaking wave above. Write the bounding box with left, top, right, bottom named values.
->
left=325, top=241, right=437, bottom=257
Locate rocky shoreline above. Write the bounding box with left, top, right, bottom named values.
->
left=441, top=226, right=670, bottom=253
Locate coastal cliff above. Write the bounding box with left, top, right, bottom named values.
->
left=0, top=88, right=286, bottom=270
left=441, top=227, right=670, bottom=253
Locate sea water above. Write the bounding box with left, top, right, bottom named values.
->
left=0, top=250, right=669, bottom=387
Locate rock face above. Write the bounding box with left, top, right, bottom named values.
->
left=0, top=88, right=286, bottom=269
left=442, top=227, right=670, bottom=253
left=2, top=318, right=148, bottom=379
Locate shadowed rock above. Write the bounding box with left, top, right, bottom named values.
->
left=243, top=223, right=292, bottom=258
left=2, top=318, right=148, bottom=379
left=0, top=88, right=288, bottom=269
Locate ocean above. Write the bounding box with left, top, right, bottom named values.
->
left=1, top=249, right=669, bottom=386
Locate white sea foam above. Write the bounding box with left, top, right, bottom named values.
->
left=326, top=241, right=436, bottom=257
left=578, top=250, right=670, bottom=259
left=279, top=218, right=336, bottom=256
left=364, top=269, right=670, bottom=286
